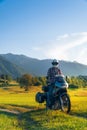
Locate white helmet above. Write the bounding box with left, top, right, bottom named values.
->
left=52, top=59, right=59, bottom=65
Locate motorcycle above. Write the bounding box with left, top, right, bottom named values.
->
left=35, top=75, right=71, bottom=113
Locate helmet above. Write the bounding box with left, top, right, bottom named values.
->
left=52, top=59, right=59, bottom=65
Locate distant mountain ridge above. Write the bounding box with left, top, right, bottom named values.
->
left=0, top=53, right=87, bottom=78
left=0, top=55, right=25, bottom=78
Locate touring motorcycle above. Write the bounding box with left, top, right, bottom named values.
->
left=35, top=75, right=71, bottom=113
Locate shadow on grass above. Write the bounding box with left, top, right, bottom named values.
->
left=0, top=103, right=87, bottom=130
left=8, top=104, right=87, bottom=119
left=0, top=107, right=49, bottom=130
left=70, top=110, right=87, bottom=119
left=0, top=103, right=40, bottom=113
left=18, top=109, right=50, bottom=130
left=8, top=104, right=37, bottom=110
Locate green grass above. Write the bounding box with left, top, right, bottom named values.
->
left=0, top=112, right=21, bottom=130
left=0, top=86, right=87, bottom=130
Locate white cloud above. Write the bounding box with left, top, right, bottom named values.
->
left=76, top=47, right=87, bottom=65
left=32, top=32, right=87, bottom=64
left=32, top=47, right=41, bottom=51
left=58, top=33, right=87, bottom=51
left=57, top=34, right=69, bottom=40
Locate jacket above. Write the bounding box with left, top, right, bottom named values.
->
left=47, top=67, right=62, bottom=84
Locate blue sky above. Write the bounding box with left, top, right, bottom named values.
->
left=0, top=0, right=87, bottom=64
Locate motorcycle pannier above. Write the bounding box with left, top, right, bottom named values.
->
left=35, top=92, right=45, bottom=103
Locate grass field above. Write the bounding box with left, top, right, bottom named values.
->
left=0, top=85, right=87, bottom=130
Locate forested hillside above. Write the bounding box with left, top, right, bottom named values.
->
left=0, top=55, right=25, bottom=78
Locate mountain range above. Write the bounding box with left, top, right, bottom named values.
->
left=0, top=53, right=87, bottom=78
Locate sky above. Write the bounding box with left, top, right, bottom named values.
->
left=0, top=0, right=87, bottom=65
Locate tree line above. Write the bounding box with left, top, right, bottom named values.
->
left=66, top=75, right=87, bottom=88
left=0, top=74, right=87, bottom=90
left=0, top=74, right=12, bottom=87
left=18, top=74, right=47, bottom=91
left=18, top=74, right=87, bottom=91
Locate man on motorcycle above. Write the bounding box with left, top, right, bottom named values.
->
left=46, top=59, right=62, bottom=108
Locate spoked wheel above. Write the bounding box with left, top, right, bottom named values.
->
left=60, top=93, right=71, bottom=113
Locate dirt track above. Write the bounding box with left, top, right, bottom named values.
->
left=0, top=108, right=20, bottom=115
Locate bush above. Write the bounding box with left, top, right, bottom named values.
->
left=69, top=84, right=79, bottom=88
